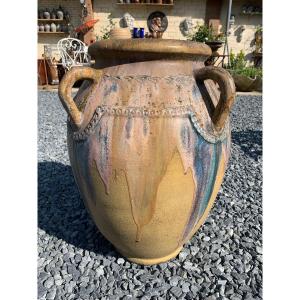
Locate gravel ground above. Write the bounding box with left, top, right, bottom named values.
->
left=38, top=91, right=262, bottom=300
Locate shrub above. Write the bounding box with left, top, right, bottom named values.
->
left=227, top=50, right=262, bottom=79
left=188, top=24, right=224, bottom=43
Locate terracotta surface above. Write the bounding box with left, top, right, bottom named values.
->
left=58, top=39, right=236, bottom=265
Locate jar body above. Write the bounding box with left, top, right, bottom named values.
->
left=66, top=58, right=231, bottom=264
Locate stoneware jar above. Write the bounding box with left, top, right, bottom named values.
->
left=43, top=9, right=50, bottom=19
left=50, top=23, right=57, bottom=32
left=44, top=24, right=50, bottom=32
left=58, top=39, right=235, bottom=265
left=51, top=9, right=57, bottom=19
left=56, top=6, right=64, bottom=20
left=56, top=23, right=61, bottom=32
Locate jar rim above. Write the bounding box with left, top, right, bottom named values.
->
left=88, top=39, right=212, bottom=59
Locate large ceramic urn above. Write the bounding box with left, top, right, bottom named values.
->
left=58, top=39, right=235, bottom=265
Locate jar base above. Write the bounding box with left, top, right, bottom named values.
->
left=118, top=246, right=183, bottom=265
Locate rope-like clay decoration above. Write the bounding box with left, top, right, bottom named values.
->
left=72, top=105, right=229, bottom=143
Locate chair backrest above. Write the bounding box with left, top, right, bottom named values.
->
left=57, top=38, right=90, bottom=70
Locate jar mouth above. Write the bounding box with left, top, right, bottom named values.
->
left=88, top=39, right=212, bottom=60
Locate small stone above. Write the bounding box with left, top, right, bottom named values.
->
left=96, top=266, right=104, bottom=276
left=256, top=246, right=263, bottom=254
left=117, top=258, right=125, bottom=264
left=206, top=296, right=217, bottom=300
left=74, top=254, right=82, bottom=263
left=55, top=278, right=64, bottom=286
left=203, top=236, right=210, bottom=242
left=170, top=286, right=182, bottom=298
left=182, top=283, right=190, bottom=293
left=169, top=277, right=179, bottom=287
left=190, top=246, right=199, bottom=256
left=179, top=250, right=189, bottom=261
left=46, top=288, right=56, bottom=300
left=44, top=277, right=54, bottom=289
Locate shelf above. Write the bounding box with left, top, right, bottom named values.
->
left=240, top=12, right=262, bottom=16
left=38, top=19, right=67, bottom=22
left=116, top=3, right=174, bottom=7
left=38, top=32, right=69, bottom=34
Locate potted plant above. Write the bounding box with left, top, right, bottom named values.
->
left=188, top=24, right=225, bottom=53
left=226, top=50, right=262, bottom=92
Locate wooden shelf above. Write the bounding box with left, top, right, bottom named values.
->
left=116, top=3, right=174, bottom=7
left=38, top=19, right=67, bottom=22
left=38, top=32, right=69, bottom=34
left=240, top=12, right=262, bottom=16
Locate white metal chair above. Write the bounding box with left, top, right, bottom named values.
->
left=57, top=38, right=91, bottom=71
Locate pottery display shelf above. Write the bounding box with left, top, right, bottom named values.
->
left=38, top=19, right=68, bottom=22
left=116, top=3, right=174, bottom=7
left=38, top=32, right=69, bottom=34
left=58, top=39, right=236, bottom=265
left=240, top=12, right=262, bottom=15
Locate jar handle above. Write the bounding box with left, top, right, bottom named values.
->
left=58, top=67, right=102, bottom=129
left=194, top=66, right=236, bottom=131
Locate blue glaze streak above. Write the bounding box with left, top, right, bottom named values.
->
left=99, top=124, right=109, bottom=167
left=198, top=142, right=221, bottom=217
left=103, top=82, right=118, bottom=97
left=180, top=124, right=191, bottom=150
left=125, top=118, right=133, bottom=139
left=182, top=136, right=221, bottom=241
left=192, top=84, right=201, bottom=100
left=75, top=139, right=96, bottom=206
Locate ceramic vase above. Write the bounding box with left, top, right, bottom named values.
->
left=58, top=40, right=236, bottom=265
left=39, top=24, right=45, bottom=32
left=51, top=9, right=56, bottom=19
left=43, top=9, right=50, bottom=19
left=57, top=6, right=64, bottom=20
left=50, top=23, right=56, bottom=32
left=44, top=24, right=50, bottom=32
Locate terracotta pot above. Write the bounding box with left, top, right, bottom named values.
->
left=58, top=40, right=236, bottom=265
left=109, top=28, right=132, bottom=39
left=230, top=72, right=262, bottom=92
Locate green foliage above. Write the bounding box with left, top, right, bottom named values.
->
left=188, top=24, right=224, bottom=43
left=95, top=16, right=116, bottom=40
left=230, top=66, right=262, bottom=79
left=229, top=50, right=247, bottom=69
left=227, top=50, right=262, bottom=79
left=255, top=25, right=262, bottom=33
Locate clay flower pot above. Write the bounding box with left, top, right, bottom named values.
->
left=58, top=39, right=235, bottom=265
left=230, top=72, right=262, bottom=92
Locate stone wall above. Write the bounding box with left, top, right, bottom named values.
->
left=37, top=0, right=262, bottom=63
left=38, top=0, right=82, bottom=58
left=93, top=0, right=206, bottom=40
left=220, top=0, right=262, bottom=62
left=37, top=0, right=207, bottom=58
